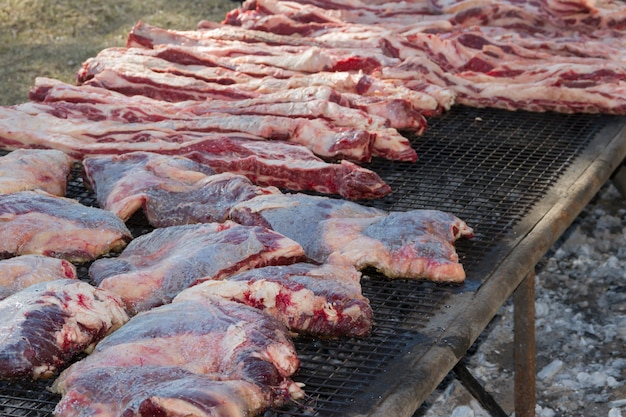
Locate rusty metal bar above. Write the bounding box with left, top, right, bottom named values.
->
left=514, top=271, right=536, bottom=417
left=610, top=161, right=626, bottom=199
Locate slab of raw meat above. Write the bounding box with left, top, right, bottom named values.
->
left=0, top=255, right=77, bottom=300
left=90, top=221, right=306, bottom=314
left=82, top=152, right=279, bottom=227
left=0, top=279, right=128, bottom=380
left=30, top=76, right=415, bottom=162
left=0, top=191, right=132, bottom=262
left=0, top=149, right=73, bottom=196
left=174, top=262, right=373, bottom=337
left=0, top=104, right=392, bottom=200
left=52, top=296, right=303, bottom=416
left=230, top=194, right=473, bottom=282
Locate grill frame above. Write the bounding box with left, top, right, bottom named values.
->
left=1, top=106, right=625, bottom=417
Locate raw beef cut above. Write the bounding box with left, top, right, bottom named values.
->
left=0, top=106, right=390, bottom=199
left=52, top=296, right=303, bottom=416
left=7, top=95, right=377, bottom=163
left=0, top=255, right=77, bottom=300
left=29, top=76, right=415, bottom=162
left=82, top=152, right=279, bottom=227
left=0, top=279, right=128, bottom=380
left=0, top=149, right=73, bottom=196
left=90, top=221, right=306, bottom=314
left=230, top=194, right=473, bottom=282
left=174, top=262, right=373, bottom=337
left=0, top=191, right=132, bottom=262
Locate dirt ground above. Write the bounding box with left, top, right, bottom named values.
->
left=0, top=0, right=235, bottom=106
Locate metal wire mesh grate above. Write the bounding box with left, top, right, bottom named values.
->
left=0, top=106, right=619, bottom=417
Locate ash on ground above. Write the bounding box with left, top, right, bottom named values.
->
left=415, top=181, right=626, bottom=417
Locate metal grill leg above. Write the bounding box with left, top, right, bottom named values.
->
left=452, top=361, right=509, bottom=417
left=610, top=160, right=626, bottom=199
left=514, top=272, right=536, bottom=417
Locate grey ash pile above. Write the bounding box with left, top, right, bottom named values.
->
left=416, top=181, right=626, bottom=417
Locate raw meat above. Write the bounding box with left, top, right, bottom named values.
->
left=52, top=296, right=303, bottom=416
left=0, top=279, right=128, bottom=380
left=174, top=262, right=373, bottom=337
left=30, top=76, right=416, bottom=162
left=82, top=152, right=279, bottom=227
left=0, top=255, right=77, bottom=300
left=230, top=193, right=473, bottom=282
left=0, top=149, right=73, bottom=196
left=0, top=105, right=391, bottom=199
left=90, top=221, right=306, bottom=314
left=0, top=191, right=132, bottom=262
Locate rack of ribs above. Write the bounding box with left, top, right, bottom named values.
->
left=52, top=296, right=303, bottom=417
left=0, top=279, right=129, bottom=380
left=0, top=255, right=77, bottom=300
left=0, top=149, right=73, bottom=196
left=90, top=221, right=307, bottom=315
left=229, top=193, right=474, bottom=282
left=175, top=262, right=373, bottom=337
left=0, top=191, right=132, bottom=262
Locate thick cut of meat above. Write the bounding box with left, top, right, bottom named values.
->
left=0, top=105, right=390, bottom=199
left=90, top=221, right=306, bottom=314
left=52, top=296, right=303, bottom=416
left=29, top=77, right=415, bottom=162
left=0, top=149, right=73, bottom=196
left=0, top=255, right=77, bottom=300
left=0, top=279, right=128, bottom=380
left=82, top=152, right=279, bottom=227
left=230, top=194, right=473, bottom=282
left=8, top=96, right=376, bottom=163
left=0, top=191, right=132, bottom=262
left=174, top=262, right=372, bottom=337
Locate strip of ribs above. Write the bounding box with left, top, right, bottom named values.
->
left=31, top=76, right=415, bottom=162
left=0, top=106, right=391, bottom=199
left=10, top=94, right=377, bottom=163
left=77, top=48, right=434, bottom=135
left=90, top=221, right=306, bottom=314
left=52, top=296, right=302, bottom=416
left=0, top=191, right=132, bottom=263
left=0, top=255, right=77, bottom=300
left=0, top=279, right=128, bottom=380
left=229, top=193, right=473, bottom=282
left=82, top=152, right=279, bottom=227
left=174, top=262, right=373, bottom=337
left=0, top=149, right=73, bottom=196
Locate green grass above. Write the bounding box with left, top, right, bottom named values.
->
left=0, top=0, right=234, bottom=105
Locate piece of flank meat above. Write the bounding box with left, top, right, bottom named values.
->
left=230, top=193, right=473, bottom=282
left=52, top=296, right=303, bottom=417
left=90, top=221, right=306, bottom=315
left=82, top=152, right=279, bottom=227
left=174, top=262, right=372, bottom=337
left=0, top=279, right=128, bottom=380
left=0, top=191, right=132, bottom=262
left=0, top=255, right=77, bottom=300
left=0, top=149, right=73, bottom=196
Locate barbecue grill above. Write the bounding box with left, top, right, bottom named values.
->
left=1, top=106, right=625, bottom=417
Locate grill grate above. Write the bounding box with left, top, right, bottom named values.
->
left=0, top=106, right=618, bottom=417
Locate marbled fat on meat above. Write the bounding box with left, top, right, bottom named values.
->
left=0, top=255, right=77, bottom=300
left=0, top=149, right=73, bottom=196
left=52, top=297, right=303, bottom=417
left=175, top=262, right=373, bottom=337
left=90, top=221, right=306, bottom=315
left=82, top=151, right=279, bottom=227
left=0, top=279, right=129, bottom=380
left=0, top=191, right=132, bottom=262
left=230, top=193, right=473, bottom=282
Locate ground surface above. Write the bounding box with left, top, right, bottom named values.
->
left=0, top=0, right=232, bottom=106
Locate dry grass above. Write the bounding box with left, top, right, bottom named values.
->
left=0, top=0, right=235, bottom=105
